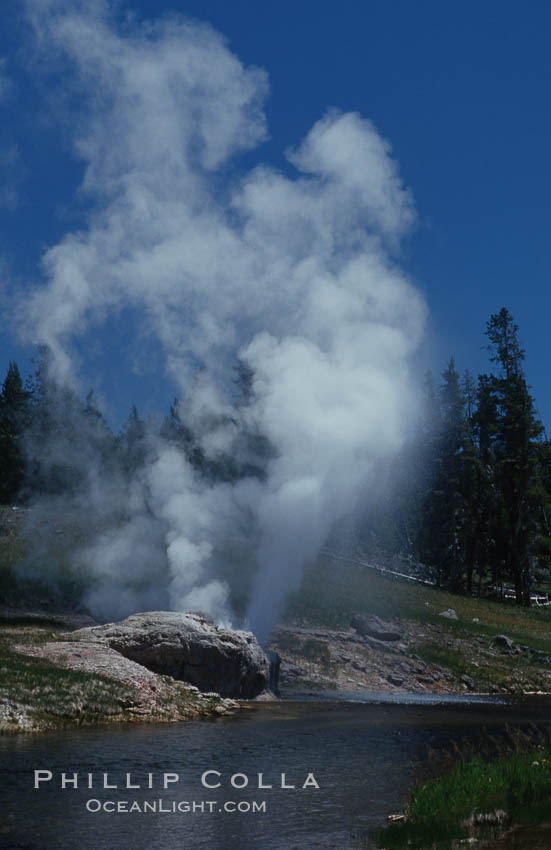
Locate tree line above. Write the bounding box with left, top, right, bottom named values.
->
left=1, top=308, right=550, bottom=604
left=0, top=349, right=271, bottom=506
left=362, top=308, right=551, bottom=604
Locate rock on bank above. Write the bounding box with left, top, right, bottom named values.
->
left=71, top=611, right=272, bottom=699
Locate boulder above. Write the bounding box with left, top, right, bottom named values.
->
left=351, top=614, right=402, bottom=642
left=439, top=608, right=458, bottom=620
left=71, top=612, right=272, bottom=699
left=494, top=634, right=515, bottom=652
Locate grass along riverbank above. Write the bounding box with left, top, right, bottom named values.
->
left=0, top=614, right=238, bottom=732
left=0, top=618, right=136, bottom=729
left=369, top=748, right=551, bottom=848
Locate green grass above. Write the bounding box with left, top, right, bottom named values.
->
left=369, top=748, right=551, bottom=849
left=0, top=612, right=136, bottom=729
left=0, top=643, right=135, bottom=728
left=282, top=556, right=551, bottom=693
left=410, top=643, right=470, bottom=678
left=0, top=618, right=227, bottom=731
left=284, top=556, right=551, bottom=653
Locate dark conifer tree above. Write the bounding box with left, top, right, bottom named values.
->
left=462, top=370, right=477, bottom=419
left=484, top=308, right=545, bottom=605
left=438, top=357, right=469, bottom=588
left=417, top=369, right=445, bottom=580
left=160, top=398, right=206, bottom=473
left=118, top=405, right=148, bottom=477
left=23, top=347, right=116, bottom=497
left=419, top=359, right=471, bottom=588
left=23, top=347, right=84, bottom=495
left=83, top=389, right=118, bottom=473
left=0, top=362, right=31, bottom=502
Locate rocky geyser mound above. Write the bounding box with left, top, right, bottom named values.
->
left=71, top=612, right=272, bottom=698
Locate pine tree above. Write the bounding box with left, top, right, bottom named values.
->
left=0, top=361, right=31, bottom=502
left=83, top=389, right=118, bottom=474
left=23, top=347, right=116, bottom=497
left=463, top=374, right=499, bottom=594
left=118, top=405, right=148, bottom=477
left=462, top=370, right=477, bottom=419
left=438, top=357, right=470, bottom=588
left=160, top=398, right=206, bottom=472
left=419, top=359, right=473, bottom=588
left=417, top=370, right=445, bottom=580
left=484, top=308, right=545, bottom=605
left=23, top=347, right=83, bottom=495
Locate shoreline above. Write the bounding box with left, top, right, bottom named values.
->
left=4, top=605, right=551, bottom=735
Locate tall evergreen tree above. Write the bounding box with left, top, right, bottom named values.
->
left=23, top=347, right=116, bottom=497
left=419, top=359, right=472, bottom=588
left=82, top=389, right=118, bottom=474
left=484, top=308, right=545, bottom=605
left=438, top=357, right=470, bottom=588
left=118, top=405, right=148, bottom=477
left=462, top=369, right=477, bottom=419
left=23, top=347, right=83, bottom=495
left=417, top=369, right=445, bottom=580
left=160, top=398, right=206, bottom=473
left=0, top=362, right=31, bottom=502
left=462, top=374, right=499, bottom=594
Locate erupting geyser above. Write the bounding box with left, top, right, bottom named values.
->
left=21, top=1, right=426, bottom=642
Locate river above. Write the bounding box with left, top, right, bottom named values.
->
left=2, top=693, right=551, bottom=850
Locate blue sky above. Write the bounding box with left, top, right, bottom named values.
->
left=1, top=0, right=550, bottom=429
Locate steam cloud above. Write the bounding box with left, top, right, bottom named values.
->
left=21, top=1, right=426, bottom=641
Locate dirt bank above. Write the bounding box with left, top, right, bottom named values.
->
left=269, top=617, right=551, bottom=697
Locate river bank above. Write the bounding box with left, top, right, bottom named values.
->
left=268, top=556, right=551, bottom=699
left=3, top=528, right=551, bottom=732
left=0, top=610, right=240, bottom=733
left=4, top=696, right=551, bottom=850
left=2, top=591, right=550, bottom=735
left=268, top=616, right=551, bottom=699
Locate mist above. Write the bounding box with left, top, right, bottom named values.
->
left=19, top=1, right=426, bottom=641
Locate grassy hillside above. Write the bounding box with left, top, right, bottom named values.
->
left=285, top=555, right=551, bottom=645
left=281, top=556, right=551, bottom=693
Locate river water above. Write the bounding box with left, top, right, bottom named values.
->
left=2, top=693, right=551, bottom=850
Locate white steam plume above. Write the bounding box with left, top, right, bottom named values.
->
left=22, top=2, right=425, bottom=640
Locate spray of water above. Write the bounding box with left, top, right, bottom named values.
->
left=20, top=1, right=426, bottom=640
